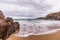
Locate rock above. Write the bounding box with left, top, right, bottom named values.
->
left=0, top=10, right=19, bottom=40
left=46, top=12, right=60, bottom=20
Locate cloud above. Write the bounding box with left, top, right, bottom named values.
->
left=0, top=0, right=60, bottom=19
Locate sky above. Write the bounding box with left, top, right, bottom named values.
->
left=0, top=0, right=60, bottom=19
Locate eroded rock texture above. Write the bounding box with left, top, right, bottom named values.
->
left=0, top=10, right=19, bottom=40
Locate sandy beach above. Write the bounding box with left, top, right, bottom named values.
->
left=7, top=31, right=60, bottom=40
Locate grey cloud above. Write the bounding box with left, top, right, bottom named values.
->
left=0, top=0, right=60, bottom=19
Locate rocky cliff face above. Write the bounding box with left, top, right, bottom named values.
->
left=0, top=10, right=19, bottom=40
left=46, top=12, right=60, bottom=20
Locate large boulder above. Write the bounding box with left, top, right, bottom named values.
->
left=0, top=10, right=19, bottom=40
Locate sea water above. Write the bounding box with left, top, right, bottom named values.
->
left=14, top=19, right=60, bottom=37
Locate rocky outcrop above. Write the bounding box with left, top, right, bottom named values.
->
left=0, top=10, right=19, bottom=40
left=46, top=12, right=60, bottom=20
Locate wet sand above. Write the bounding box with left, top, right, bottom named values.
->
left=7, top=31, right=60, bottom=40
